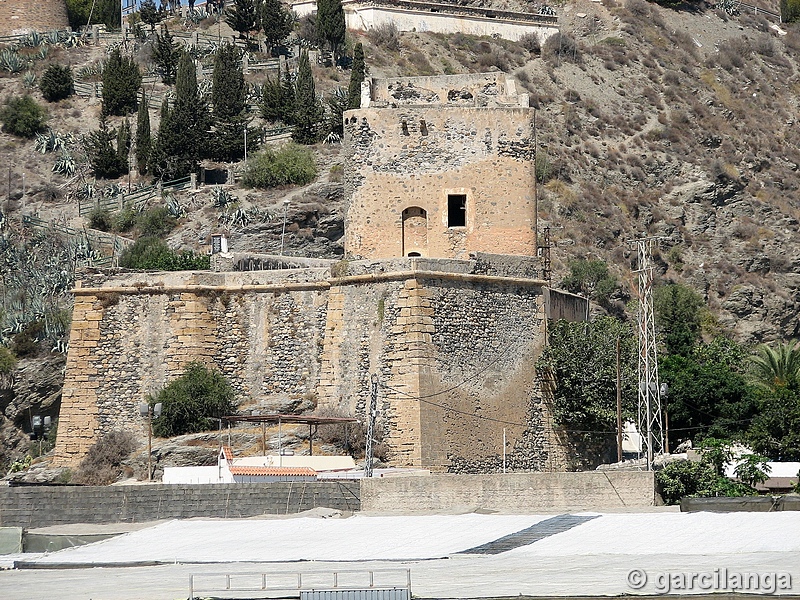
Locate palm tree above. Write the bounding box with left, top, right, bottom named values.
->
left=750, top=340, right=800, bottom=390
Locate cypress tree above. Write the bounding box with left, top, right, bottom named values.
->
left=281, top=66, right=295, bottom=123
left=316, top=0, right=346, bottom=61
left=291, top=50, right=323, bottom=145
left=152, top=25, right=180, bottom=85
left=261, top=76, right=285, bottom=123
left=102, top=48, right=142, bottom=116
left=259, top=0, right=293, bottom=54
left=135, top=91, right=151, bottom=174
left=151, top=52, right=208, bottom=179
left=347, top=43, right=366, bottom=110
left=209, top=43, right=251, bottom=162
left=117, top=119, right=131, bottom=169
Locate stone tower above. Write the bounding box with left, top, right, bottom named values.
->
left=0, top=0, right=70, bottom=35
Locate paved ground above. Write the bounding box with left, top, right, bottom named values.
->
left=1, top=511, right=799, bottom=599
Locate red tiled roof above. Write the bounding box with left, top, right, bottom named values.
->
left=221, top=446, right=234, bottom=462
left=229, top=466, right=317, bottom=477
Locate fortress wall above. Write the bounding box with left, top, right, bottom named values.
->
left=343, top=107, right=537, bottom=260
left=54, top=260, right=573, bottom=472
left=0, top=0, right=69, bottom=35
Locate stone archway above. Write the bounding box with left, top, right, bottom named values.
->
left=402, top=207, right=428, bottom=257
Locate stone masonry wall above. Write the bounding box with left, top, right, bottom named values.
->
left=0, top=0, right=69, bottom=35
left=55, top=259, right=573, bottom=472
left=343, top=106, right=536, bottom=260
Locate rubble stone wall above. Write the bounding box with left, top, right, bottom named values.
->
left=55, top=259, right=581, bottom=472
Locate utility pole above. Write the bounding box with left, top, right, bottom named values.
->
left=629, top=236, right=666, bottom=471
left=364, top=373, right=378, bottom=478
left=616, top=335, right=623, bottom=463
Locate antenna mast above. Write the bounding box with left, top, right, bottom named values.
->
left=631, top=236, right=665, bottom=470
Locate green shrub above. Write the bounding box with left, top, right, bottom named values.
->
left=102, top=48, right=142, bottom=116
left=119, top=237, right=210, bottom=271
left=11, top=320, right=46, bottom=357
left=40, top=64, right=75, bottom=102
left=136, top=206, right=177, bottom=237
left=0, top=346, right=17, bottom=375
left=113, top=205, right=137, bottom=232
left=73, top=430, right=137, bottom=485
left=656, top=459, right=756, bottom=505
left=88, top=208, right=113, bottom=231
left=242, top=144, right=317, bottom=189
left=151, top=362, right=237, bottom=437
left=0, top=95, right=47, bottom=138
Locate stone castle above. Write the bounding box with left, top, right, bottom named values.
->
left=53, top=74, right=587, bottom=472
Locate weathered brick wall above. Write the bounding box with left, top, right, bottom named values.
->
left=0, top=481, right=360, bottom=527
left=343, top=105, right=537, bottom=260
left=55, top=259, right=575, bottom=473
left=0, top=0, right=69, bottom=35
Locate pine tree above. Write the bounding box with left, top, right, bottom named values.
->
left=135, top=91, right=151, bottom=174
left=102, top=48, right=142, bottom=116
left=259, top=0, right=293, bottom=54
left=326, top=87, right=347, bottom=139
left=347, top=42, right=365, bottom=110
left=291, top=50, right=323, bottom=145
left=85, top=114, right=128, bottom=179
left=139, top=0, right=161, bottom=30
left=152, top=25, right=180, bottom=85
left=209, top=43, right=251, bottom=162
left=226, top=0, right=258, bottom=41
left=316, top=0, right=345, bottom=61
left=40, top=64, right=75, bottom=102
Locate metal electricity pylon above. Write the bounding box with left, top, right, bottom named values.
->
left=630, top=236, right=665, bottom=471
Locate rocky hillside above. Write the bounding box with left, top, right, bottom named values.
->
left=2, top=0, right=800, bottom=471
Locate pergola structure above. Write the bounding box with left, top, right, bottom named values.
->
left=221, top=414, right=359, bottom=456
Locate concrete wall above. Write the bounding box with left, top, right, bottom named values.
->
left=360, top=472, right=657, bottom=512
left=55, top=258, right=571, bottom=473
left=291, top=0, right=559, bottom=43
left=343, top=106, right=537, bottom=260
left=0, top=482, right=360, bottom=528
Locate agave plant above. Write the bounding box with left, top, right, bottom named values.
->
left=45, top=30, right=62, bottom=46
left=75, top=181, right=95, bottom=200
left=22, top=71, right=36, bottom=89
left=163, top=192, right=186, bottom=218
left=0, top=49, right=25, bottom=74
left=36, top=45, right=50, bottom=61
left=60, top=32, right=83, bottom=49
left=22, top=31, right=44, bottom=48
left=53, top=151, right=76, bottom=177
left=35, top=130, right=73, bottom=154
left=211, top=186, right=234, bottom=208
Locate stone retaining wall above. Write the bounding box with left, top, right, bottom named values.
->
left=0, top=481, right=360, bottom=528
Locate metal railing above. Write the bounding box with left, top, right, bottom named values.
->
left=77, top=176, right=192, bottom=216
left=189, top=569, right=411, bottom=600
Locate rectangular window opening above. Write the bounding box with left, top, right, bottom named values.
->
left=447, top=194, right=467, bottom=228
